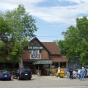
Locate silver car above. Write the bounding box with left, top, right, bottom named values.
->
left=73, top=70, right=78, bottom=79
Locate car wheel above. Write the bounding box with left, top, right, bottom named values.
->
left=13, top=75, right=15, bottom=79
left=17, top=76, right=20, bottom=80
left=8, top=78, right=11, bottom=80
left=29, top=77, right=31, bottom=80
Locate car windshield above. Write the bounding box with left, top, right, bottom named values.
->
left=21, top=69, right=30, bottom=72
left=18, top=68, right=30, bottom=72
left=0, top=70, right=9, bottom=74
left=74, top=70, right=78, bottom=72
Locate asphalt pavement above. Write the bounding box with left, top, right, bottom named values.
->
left=0, top=75, right=88, bottom=88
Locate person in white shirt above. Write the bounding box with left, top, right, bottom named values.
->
left=58, top=67, right=60, bottom=78
left=78, top=69, right=81, bottom=79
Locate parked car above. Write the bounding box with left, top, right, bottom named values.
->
left=73, top=68, right=88, bottom=78
left=85, top=65, right=88, bottom=77
left=12, top=68, right=32, bottom=80
left=73, top=70, right=78, bottom=79
left=0, top=70, right=12, bottom=80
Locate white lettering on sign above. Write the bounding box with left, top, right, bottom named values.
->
left=28, top=46, right=43, bottom=50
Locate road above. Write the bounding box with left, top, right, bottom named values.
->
left=0, top=75, right=88, bottom=88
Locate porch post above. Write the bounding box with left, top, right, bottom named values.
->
left=58, top=62, right=60, bottom=67
left=38, top=64, right=40, bottom=75
left=66, top=62, right=68, bottom=67
left=49, top=64, right=51, bottom=75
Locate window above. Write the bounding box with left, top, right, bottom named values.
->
left=60, top=62, right=66, bottom=68
left=51, top=63, right=58, bottom=68
left=44, top=64, right=49, bottom=68
left=30, top=50, right=41, bottom=59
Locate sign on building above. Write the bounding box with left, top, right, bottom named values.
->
left=28, top=45, right=43, bottom=59
left=30, top=50, right=41, bottom=59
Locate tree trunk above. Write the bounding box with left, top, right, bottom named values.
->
left=18, top=57, right=24, bottom=68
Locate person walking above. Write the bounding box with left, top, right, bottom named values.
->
left=78, top=68, right=81, bottom=79
left=58, top=67, right=60, bottom=78
left=80, top=67, right=85, bottom=81
left=66, top=67, right=70, bottom=78
left=69, top=67, right=73, bottom=79
left=84, top=67, right=87, bottom=79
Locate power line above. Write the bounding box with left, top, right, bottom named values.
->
left=36, top=35, right=64, bottom=37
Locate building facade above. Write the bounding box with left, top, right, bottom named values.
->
left=0, top=37, right=68, bottom=75
left=22, top=37, right=68, bottom=75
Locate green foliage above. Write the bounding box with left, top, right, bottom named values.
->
left=0, top=16, right=12, bottom=43
left=4, top=68, right=12, bottom=71
left=55, top=16, right=88, bottom=65
left=0, top=4, right=37, bottom=66
left=54, top=40, right=66, bottom=55
left=5, top=4, right=37, bottom=42
left=0, top=57, right=5, bottom=62
left=0, top=42, right=5, bottom=49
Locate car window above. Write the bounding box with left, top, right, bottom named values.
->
left=22, top=69, right=30, bottom=72
left=0, top=70, right=9, bottom=74
left=74, top=70, right=78, bottom=72
left=18, top=68, right=30, bottom=72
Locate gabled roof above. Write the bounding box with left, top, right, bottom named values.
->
left=30, top=37, right=61, bottom=55
left=30, top=37, right=50, bottom=54
left=30, top=37, right=39, bottom=43
left=42, top=42, right=61, bottom=54
left=51, top=56, right=68, bottom=62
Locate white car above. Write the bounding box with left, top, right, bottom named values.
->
left=73, top=70, right=78, bottom=79
left=73, top=68, right=88, bottom=78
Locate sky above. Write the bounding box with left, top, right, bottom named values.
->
left=0, top=0, right=88, bottom=42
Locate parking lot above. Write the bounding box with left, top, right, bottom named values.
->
left=0, top=75, right=88, bottom=88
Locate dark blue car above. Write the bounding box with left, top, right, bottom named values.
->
left=0, top=70, right=12, bottom=80
left=13, top=68, right=32, bottom=80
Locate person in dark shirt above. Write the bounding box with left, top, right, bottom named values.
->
left=70, top=67, right=73, bottom=79
left=84, top=67, right=87, bottom=79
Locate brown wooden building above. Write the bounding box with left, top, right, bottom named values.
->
left=22, top=37, right=68, bottom=75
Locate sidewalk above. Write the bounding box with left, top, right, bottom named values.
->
left=32, top=74, right=67, bottom=79
left=32, top=74, right=88, bottom=81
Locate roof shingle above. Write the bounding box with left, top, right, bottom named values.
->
left=42, top=42, right=61, bottom=54
left=51, top=56, right=68, bottom=62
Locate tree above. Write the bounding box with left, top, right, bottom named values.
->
left=54, top=40, right=66, bottom=55
left=0, top=16, right=12, bottom=62
left=0, top=4, right=37, bottom=68
left=56, top=16, right=88, bottom=66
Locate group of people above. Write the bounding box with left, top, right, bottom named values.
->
left=66, top=66, right=87, bottom=81
left=66, top=67, right=73, bottom=79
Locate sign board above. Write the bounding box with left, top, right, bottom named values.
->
left=28, top=45, right=43, bottom=59
left=28, top=46, right=43, bottom=50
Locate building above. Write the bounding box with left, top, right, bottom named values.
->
left=22, top=37, right=68, bottom=75
left=0, top=37, right=68, bottom=75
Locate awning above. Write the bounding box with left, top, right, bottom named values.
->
left=33, top=60, right=52, bottom=65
